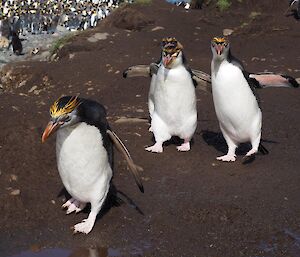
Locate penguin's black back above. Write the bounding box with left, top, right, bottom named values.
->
left=76, top=98, right=114, bottom=169
left=11, top=31, right=23, bottom=55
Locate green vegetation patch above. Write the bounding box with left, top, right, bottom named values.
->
left=216, top=0, right=231, bottom=11
left=50, top=32, right=78, bottom=56
left=133, top=0, right=152, bottom=5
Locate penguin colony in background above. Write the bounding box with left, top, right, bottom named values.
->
left=41, top=36, right=299, bottom=234
left=0, top=0, right=121, bottom=54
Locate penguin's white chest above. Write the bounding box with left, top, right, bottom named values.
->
left=212, top=61, right=261, bottom=141
left=56, top=123, right=112, bottom=203
left=152, top=65, right=197, bottom=133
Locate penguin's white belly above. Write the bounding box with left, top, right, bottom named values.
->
left=153, top=66, right=197, bottom=135
left=56, top=122, right=112, bottom=203
left=212, top=62, right=261, bottom=142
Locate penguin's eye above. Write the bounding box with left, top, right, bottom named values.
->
left=163, top=51, right=167, bottom=57
left=172, top=52, right=178, bottom=57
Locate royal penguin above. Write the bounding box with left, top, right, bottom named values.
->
left=144, top=37, right=197, bottom=153
left=42, top=96, right=144, bottom=234
left=210, top=36, right=268, bottom=163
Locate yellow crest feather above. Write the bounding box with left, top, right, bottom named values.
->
left=50, top=96, right=80, bottom=118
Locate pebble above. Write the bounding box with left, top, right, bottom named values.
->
left=151, top=26, right=165, bottom=31
left=10, top=189, right=21, bottom=196
left=10, top=174, right=18, bottom=181
left=28, top=85, right=38, bottom=93
left=223, top=28, right=234, bottom=36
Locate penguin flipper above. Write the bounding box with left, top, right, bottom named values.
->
left=191, top=69, right=212, bottom=93
left=123, top=63, right=159, bottom=78
left=123, top=65, right=151, bottom=78
left=106, top=129, right=144, bottom=193
left=249, top=73, right=299, bottom=88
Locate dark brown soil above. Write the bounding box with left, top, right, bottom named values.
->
left=1, top=1, right=300, bottom=256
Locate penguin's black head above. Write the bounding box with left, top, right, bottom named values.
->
left=161, top=37, right=183, bottom=69
left=42, top=96, right=81, bottom=143
left=211, top=36, right=230, bottom=59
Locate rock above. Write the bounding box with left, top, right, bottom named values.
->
left=94, top=32, right=109, bottom=40
left=18, top=80, right=27, bottom=88
left=31, top=47, right=39, bottom=55
left=10, top=189, right=21, bottom=196
left=0, top=36, right=9, bottom=49
left=223, top=28, right=234, bottom=36
left=151, top=26, right=164, bottom=31
left=10, top=174, right=18, bottom=181
left=12, top=106, right=20, bottom=112
left=28, top=85, right=38, bottom=93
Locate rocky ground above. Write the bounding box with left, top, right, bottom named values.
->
left=1, top=0, right=300, bottom=257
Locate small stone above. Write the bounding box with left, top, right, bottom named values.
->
left=10, top=189, right=21, bottom=196
left=223, top=28, right=234, bottom=36
left=115, top=70, right=120, bottom=74
left=251, top=57, right=260, bottom=61
left=136, top=109, right=144, bottom=113
left=18, top=80, right=27, bottom=88
left=151, top=26, right=164, bottom=31
left=136, top=94, right=141, bottom=97
left=28, top=85, right=38, bottom=93
left=10, top=174, right=18, bottom=181
left=51, top=200, right=56, bottom=204
left=12, top=106, right=20, bottom=112
left=69, top=53, right=75, bottom=59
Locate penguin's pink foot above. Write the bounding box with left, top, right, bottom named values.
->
left=145, top=143, right=163, bottom=153
left=73, top=213, right=97, bottom=234
left=217, top=154, right=236, bottom=162
left=177, top=142, right=190, bottom=152
left=62, top=198, right=75, bottom=209
left=62, top=198, right=86, bottom=214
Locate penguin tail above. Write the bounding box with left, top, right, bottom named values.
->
left=258, top=143, right=269, bottom=155
left=107, top=129, right=144, bottom=193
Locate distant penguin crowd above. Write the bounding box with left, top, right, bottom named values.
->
left=0, top=0, right=125, bottom=55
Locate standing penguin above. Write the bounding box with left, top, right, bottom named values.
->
left=210, top=36, right=268, bottom=162
left=145, top=37, right=197, bottom=153
left=9, top=31, right=23, bottom=55
left=42, top=96, right=144, bottom=234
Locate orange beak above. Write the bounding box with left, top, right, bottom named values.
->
left=42, top=121, right=61, bottom=143
left=163, top=56, right=173, bottom=67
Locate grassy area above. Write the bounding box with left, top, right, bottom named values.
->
left=133, top=0, right=152, bottom=5
left=216, top=0, right=231, bottom=11
left=49, top=32, right=78, bottom=57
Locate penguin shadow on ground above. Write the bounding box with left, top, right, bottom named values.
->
left=149, top=135, right=195, bottom=148
left=201, top=130, right=278, bottom=164
left=57, top=184, right=144, bottom=222
left=285, top=9, right=300, bottom=20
